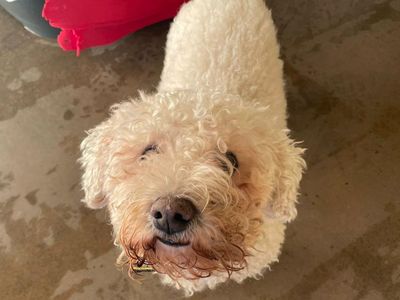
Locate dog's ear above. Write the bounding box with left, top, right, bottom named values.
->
left=79, top=121, right=113, bottom=209
left=266, top=133, right=306, bottom=222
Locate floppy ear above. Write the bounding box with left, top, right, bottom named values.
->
left=266, top=133, right=306, bottom=222
left=79, top=121, right=113, bottom=209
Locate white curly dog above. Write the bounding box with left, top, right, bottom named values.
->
left=80, top=0, right=305, bottom=295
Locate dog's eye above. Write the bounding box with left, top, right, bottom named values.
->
left=226, top=151, right=239, bottom=169
left=221, top=151, right=239, bottom=173
left=141, top=144, right=159, bottom=159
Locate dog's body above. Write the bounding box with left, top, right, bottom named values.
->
left=159, top=0, right=286, bottom=128
left=80, top=0, right=305, bottom=296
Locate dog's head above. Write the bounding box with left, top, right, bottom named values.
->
left=79, top=91, right=305, bottom=280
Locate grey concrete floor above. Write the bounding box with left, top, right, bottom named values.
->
left=1, top=1, right=400, bottom=299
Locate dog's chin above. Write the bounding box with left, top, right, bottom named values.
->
left=120, top=228, right=248, bottom=280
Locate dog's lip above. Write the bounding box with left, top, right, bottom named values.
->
left=157, top=237, right=190, bottom=247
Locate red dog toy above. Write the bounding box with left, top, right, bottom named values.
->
left=43, top=0, right=187, bottom=55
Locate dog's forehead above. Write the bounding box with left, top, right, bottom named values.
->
left=128, top=111, right=229, bottom=146
left=111, top=93, right=265, bottom=156
left=152, top=130, right=222, bottom=153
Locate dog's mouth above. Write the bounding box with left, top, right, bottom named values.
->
left=157, top=237, right=190, bottom=247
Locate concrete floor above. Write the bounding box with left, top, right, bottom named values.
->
left=1, top=0, right=400, bottom=299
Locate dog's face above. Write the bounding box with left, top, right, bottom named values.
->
left=79, top=91, right=305, bottom=280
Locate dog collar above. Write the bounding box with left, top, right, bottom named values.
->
left=132, top=265, right=155, bottom=273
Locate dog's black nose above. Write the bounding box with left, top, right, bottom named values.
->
left=151, top=197, right=197, bottom=234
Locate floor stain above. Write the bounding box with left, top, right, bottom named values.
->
left=0, top=172, right=14, bottom=191
left=58, top=134, right=81, bottom=155
left=25, top=189, right=40, bottom=205
left=331, top=1, right=400, bottom=44
left=63, top=109, right=74, bottom=121
left=46, top=165, right=58, bottom=175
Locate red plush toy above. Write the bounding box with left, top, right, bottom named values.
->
left=43, top=0, right=187, bottom=55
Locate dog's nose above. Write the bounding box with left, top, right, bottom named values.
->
left=151, top=197, right=197, bottom=234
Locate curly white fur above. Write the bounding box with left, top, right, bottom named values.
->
left=79, top=0, right=305, bottom=296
